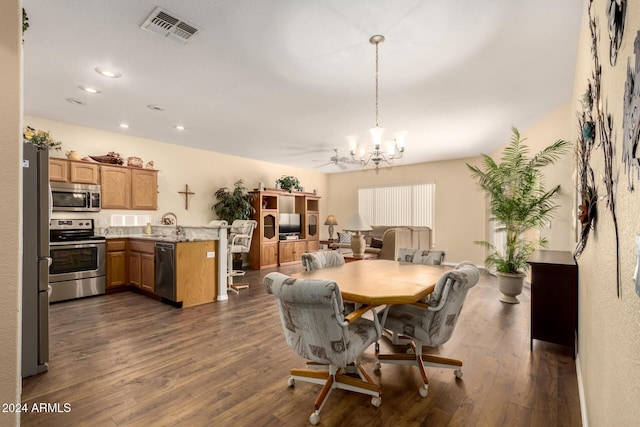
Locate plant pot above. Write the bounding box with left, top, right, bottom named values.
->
left=496, top=271, right=526, bottom=304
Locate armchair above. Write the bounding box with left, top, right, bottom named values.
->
left=227, top=219, right=257, bottom=293
left=375, top=262, right=480, bottom=397
left=264, top=272, right=382, bottom=425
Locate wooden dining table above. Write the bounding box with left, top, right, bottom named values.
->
left=291, top=259, right=448, bottom=306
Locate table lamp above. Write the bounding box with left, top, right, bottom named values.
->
left=343, top=212, right=372, bottom=257
left=324, top=215, right=338, bottom=241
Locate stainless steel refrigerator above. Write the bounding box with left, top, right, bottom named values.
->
left=22, top=142, right=50, bottom=377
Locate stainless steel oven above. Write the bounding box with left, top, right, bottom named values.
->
left=51, top=182, right=101, bottom=212
left=49, top=219, right=106, bottom=302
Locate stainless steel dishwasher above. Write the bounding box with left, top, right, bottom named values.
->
left=155, top=242, right=176, bottom=301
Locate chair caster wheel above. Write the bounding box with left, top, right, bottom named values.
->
left=419, top=385, right=429, bottom=398
left=375, top=342, right=380, bottom=352
left=309, top=412, right=320, bottom=425
left=288, top=377, right=295, bottom=387
left=371, top=396, right=381, bottom=407
left=454, top=369, right=463, bottom=379
left=374, top=362, right=381, bottom=371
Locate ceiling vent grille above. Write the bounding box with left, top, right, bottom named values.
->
left=141, top=7, right=199, bottom=43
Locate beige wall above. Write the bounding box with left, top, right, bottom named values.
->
left=515, top=103, right=575, bottom=252
left=25, top=116, right=329, bottom=228
left=0, top=1, right=22, bottom=426
left=571, top=1, right=640, bottom=425
left=326, top=157, right=487, bottom=265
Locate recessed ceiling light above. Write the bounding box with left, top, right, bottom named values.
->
left=147, top=104, right=164, bottom=111
left=95, top=67, right=121, bottom=78
left=66, top=98, right=86, bottom=106
left=174, top=125, right=185, bottom=130
left=119, top=123, right=129, bottom=129
left=79, top=85, right=101, bottom=94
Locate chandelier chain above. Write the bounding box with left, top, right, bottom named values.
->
left=375, top=40, right=379, bottom=127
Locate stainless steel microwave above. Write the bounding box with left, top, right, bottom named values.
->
left=51, top=183, right=101, bottom=212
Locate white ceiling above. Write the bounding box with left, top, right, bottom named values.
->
left=22, top=0, right=583, bottom=173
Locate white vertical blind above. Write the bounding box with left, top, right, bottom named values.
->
left=358, top=183, right=435, bottom=229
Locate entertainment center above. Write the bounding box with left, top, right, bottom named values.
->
left=248, top=188, right=320, bottom=269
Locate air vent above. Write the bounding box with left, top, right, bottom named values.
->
left=141, top=7, right=199, bottom=43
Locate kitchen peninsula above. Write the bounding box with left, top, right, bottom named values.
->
left=103, top=224, right=228, bottom=307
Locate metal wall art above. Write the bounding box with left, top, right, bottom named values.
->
left=575, top=84, right=598, bottom=259
left=607, top=0, right=627, bottom=66
left=588, top=0, right=622, bottom=296
left=622, top=29, right=640, bottom=191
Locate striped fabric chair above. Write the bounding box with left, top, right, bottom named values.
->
left=376, top=262, right=480, bottom=397
left=300, top=250, right=345, bottom=271
left=264, top=272, right=381, bottom=425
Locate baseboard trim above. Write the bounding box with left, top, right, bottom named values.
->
left=576, top=353, right=589, bottom=427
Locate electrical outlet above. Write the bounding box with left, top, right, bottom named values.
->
left=207, top=251, right=215, bottom=258
left=98, top=218, right=107, bottom=226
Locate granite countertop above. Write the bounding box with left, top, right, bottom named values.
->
left=101, top=225, right=224, bottom=243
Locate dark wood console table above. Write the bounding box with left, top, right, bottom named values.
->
left=527, top=250, right=578, bottom=357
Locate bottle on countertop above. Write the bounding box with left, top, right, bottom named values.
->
left=145, top=222, right=152, bottom=235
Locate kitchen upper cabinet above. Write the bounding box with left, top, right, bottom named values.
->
left=101, top=165, right=157, bottom=210
left=70, top=161, right=99, bottom=184
left=131, top=169, right=158, bottom=210
left=49, top=159, right=68, bottom=182
left=101, top=165, right=132, bottom=209
left=49, top=158, right=99, bottom=184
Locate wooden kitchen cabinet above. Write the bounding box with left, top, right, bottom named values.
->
left=100, top=165, right=158, bottom=210
left=49, top=158, right=99, bottom=184
left=101, top=165, right=132, bottom=209
left=49, top=159, right=69, bottom=182
left=131, top=169, right=158, bottom=210
left=527, top=250, right=578, bottom=357
left=129, top=240, right=155, bottom=292
left=106, top=239, right=127, bottom=289
left=279, top=240, right=307, bottom=265
left=69, top=161, right=99, bottom=184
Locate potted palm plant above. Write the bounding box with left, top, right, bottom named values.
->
left=467, top=127, right=570, bottom=303
left=213, top=180, right=255, bottom=270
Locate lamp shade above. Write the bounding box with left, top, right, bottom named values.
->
left=343, top=213, right=372, bottom=232
left=324, top=215, right=338, bottom=226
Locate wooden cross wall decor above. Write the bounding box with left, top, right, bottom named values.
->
left=179, top=184, right=195, bottom=210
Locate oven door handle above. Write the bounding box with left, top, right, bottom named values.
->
left=49, top=241, right=106, bottom=247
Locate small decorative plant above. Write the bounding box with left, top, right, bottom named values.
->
left=213, top=180, right=255, bottom=223
left=23, top=126, right=62, bottom=151
left=276, top=175, right=303, bottom=193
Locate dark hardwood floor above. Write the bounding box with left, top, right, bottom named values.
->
left=22, top=264, right=582, bottom=426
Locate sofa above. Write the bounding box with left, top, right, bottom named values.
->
left=330, top=226, right=432, bottom=260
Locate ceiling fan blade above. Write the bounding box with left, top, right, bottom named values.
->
left=314, top=162, right=332, bottom=169
left=338, top=162, right=347, bottom=170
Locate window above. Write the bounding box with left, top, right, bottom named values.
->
left=358, top=183, right=435, bottom=229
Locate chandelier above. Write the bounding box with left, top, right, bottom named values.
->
left=350, top=35, right=406, bottom=169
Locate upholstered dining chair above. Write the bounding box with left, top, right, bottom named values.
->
left=397, top=248, right=446, bottom=265
left=378, top=248, right=448, bottom=349
left=375, top=261, right=480, bottom=397
left=264, top=272, right=382, bottom=425
left=227, top=219, right=257, bottom=293
left=301, top=250, right=345, bottom=271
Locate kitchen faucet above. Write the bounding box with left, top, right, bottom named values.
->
left=161, top=212, right=178, bottom=226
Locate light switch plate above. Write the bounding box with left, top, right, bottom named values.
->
left=98, top=218, right=107, bottom=226
left=207, top=251, right=215, bottom=258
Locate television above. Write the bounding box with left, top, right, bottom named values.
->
left=279, top=213, right=301, bottom=235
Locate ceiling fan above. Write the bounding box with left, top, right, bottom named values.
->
left=314, top=149, right=360, bottom=170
